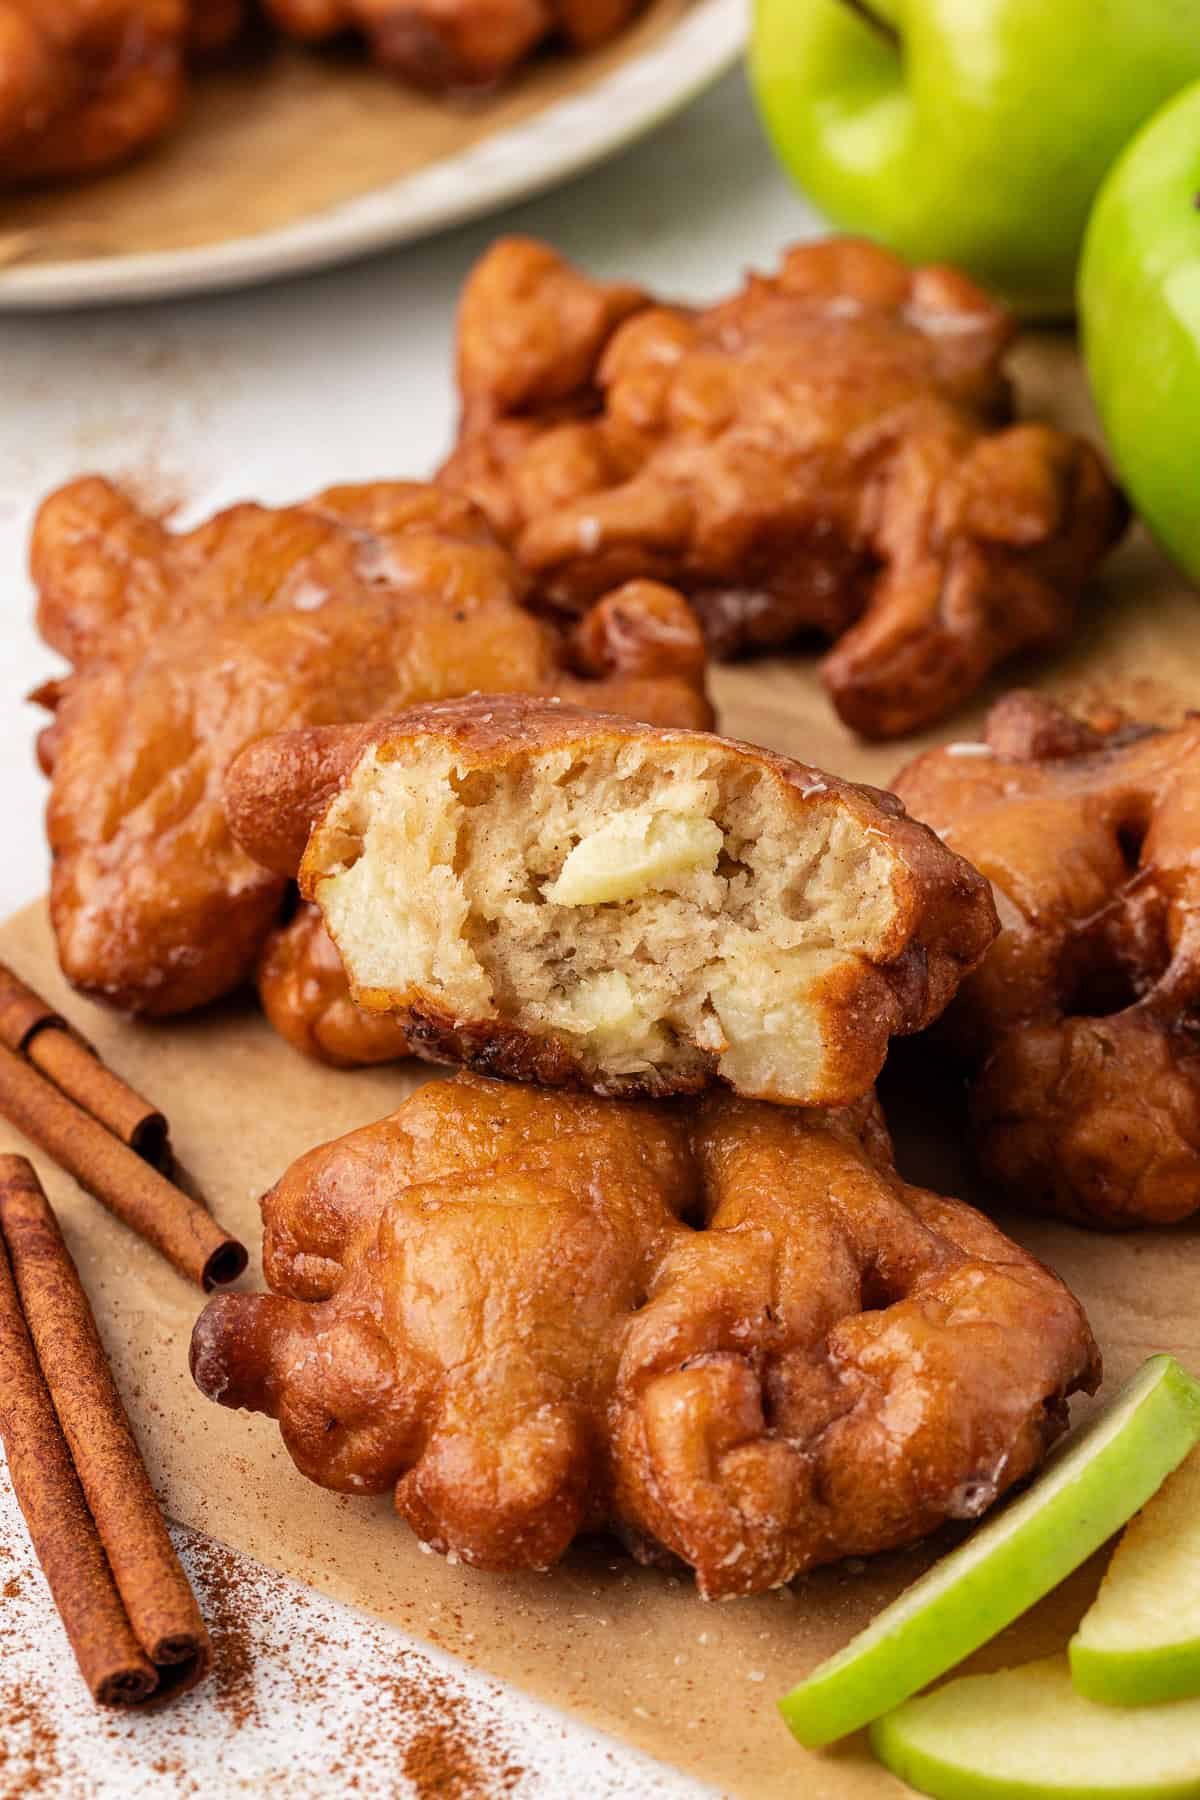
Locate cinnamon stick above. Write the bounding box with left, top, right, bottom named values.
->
left=0, top=963, right=170, bottom=1169
left=0, top=1157, right=211, bottom=1701
left=0, top=1205, right=157, bottom=1704
left=0, top=1043, right=246, bottom=1289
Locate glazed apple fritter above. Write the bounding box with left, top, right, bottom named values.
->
left=190, top=1072, right=1099, bottom=1597
left=187, top=0, right=247, bottom=53
left=32, top=477, right=711, bottom=1019
left=0, top=1, right=189, bottom=185
left=439, top=236, right=1127, bottom=738
left=224, top=694, right=997, bottom=1103
left=894, top=691, right=1200, bottom=1228
left=262, top=0, right=641, bottom=90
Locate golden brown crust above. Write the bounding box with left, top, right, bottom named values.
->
left=456, top=235, right=647, bottom=420
left=262, top=0, right=642, bottom=88
left=186, top=0, right=247, bottom=54
left=439, top=236, right=1127, bottom=738
left=190, top=1072, right=1098, bottom=1595
left=894, top=691, right=1200, bottom=1226
left=32, top=479, right=711, bottom=1019
left=0, top=1, right=189, bottom=185
left=225, top=693, right=998, bottom=1101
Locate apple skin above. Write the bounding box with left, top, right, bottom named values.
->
left=870, top=1657, right=1200, bottom=1800
left=1073, top=1608, right=1200, bottom=1713
left=778, top=1357, right=1200, bottom=1749
left=1070, top=1449, right=1200, bottom=1708
left=1079, top=81, right=1200, bottom=589
left=749, top=0, right=1200, bottom=317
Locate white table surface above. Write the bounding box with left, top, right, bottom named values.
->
left=0, top=63, right=825, bottom=1798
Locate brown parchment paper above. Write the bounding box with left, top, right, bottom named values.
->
left=2, top=338, right=1199, bottom=1797
left=0, top=0, right=691, bottom=265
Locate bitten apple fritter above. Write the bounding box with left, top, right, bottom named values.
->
left=0, top=1, right=190, bottom=185
left=894, top=691, right=1200, bottom=1228
left=262, top=0, right=641, bottom=90
left=224, top=694, right=996, bottom=1103
left=31, top=478, right=711, bottom=1019
left=439, top=236, right=1127, bottom=738
left=190, top=1072, right=1099, bottom=1596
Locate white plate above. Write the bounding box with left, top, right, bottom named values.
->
left=0, top=0, right=744, bottom=311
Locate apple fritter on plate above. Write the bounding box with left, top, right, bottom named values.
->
left=262, top=0, right=643, bottom=91
left=191, top=1072, right=1099, bottom=1597
left=0, top=1, right=190, bottom=185
left=0, top=0, right=649, bottom=189
left=439, top=235, right=1127, bottom=738
left=894, top=690, right=1200, bottom=1227
left=224, top=694, right=997, bottom=1103
left=31, top=477, right=711, bottom=1019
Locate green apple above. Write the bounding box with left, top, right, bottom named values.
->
left=749, top=0, right=1200, bottom=317
left=778, top=1357, right=1200, bottom=1748
left=1079, top=80, right=1200, bottom=586
left=1070, top=1448, right=1200, bottom=1707
left=870, top=1657, right=1200, bottom=1799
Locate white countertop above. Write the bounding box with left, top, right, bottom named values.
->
left=0, top=63, right=823, bottom=1797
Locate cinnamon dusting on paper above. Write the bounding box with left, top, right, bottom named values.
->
left=185, top=1542, right=258, bottom=1732
left=404, top=1715, right=521, bottom=1798
left=0, top=1664, right=65, bottom=1797
left=185, top=1540, right=525, bottom=1796
left=3, top=1474, right=537, bottom=1796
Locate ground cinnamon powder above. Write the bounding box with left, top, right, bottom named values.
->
left=184, top=1540, right=525, bottom=1798
left=3, top=1494, right=539, bottom=1797
left=0, top=1610, right=63, bottom=1800
left=0, top=1691, right=63, bottom=1798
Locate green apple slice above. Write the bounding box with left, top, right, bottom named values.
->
left=1071, top=1447, right=1200, bottom=1706
left=779, top=1357, right=1200, bottom=1748
left=869, top=1656, right=1200, bottom=1799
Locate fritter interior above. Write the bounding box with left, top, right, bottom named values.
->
left=314, top=736, right=901, bottom=1100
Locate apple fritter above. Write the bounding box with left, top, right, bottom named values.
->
left=190, top=1072, right=1099, bottom=1596
left=0, top=0, right=637, bottom=188
left=224, top=694, right=996, bottom=1103
left=32, top=478, right=711, bottom=1019
left=894, top=691, right=1200, bottom=1227
left=261, top=0, right=641, bottom=90
left=440, top=236, right=1127, bottom=738
left=187, top=0, right=247, bottom=52
left=0, top=1, right=189, bottom=185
